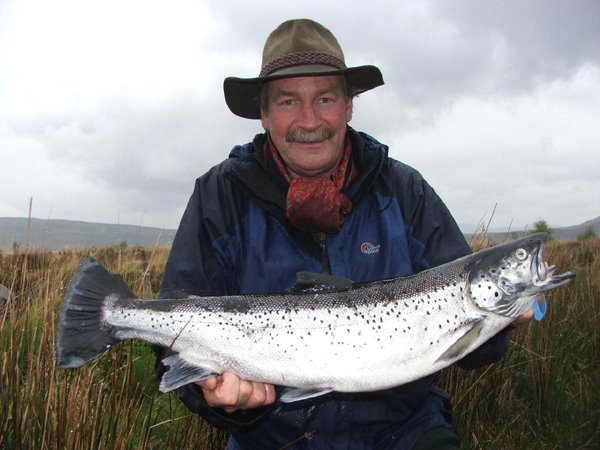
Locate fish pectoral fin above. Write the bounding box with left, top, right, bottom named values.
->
left=280, top=387, right=334, bottom=403
left=435, top=317, right=486, bottom=364
left=289, top=272, right=354, bottom=293
left=159, top=354, right=217, bottom=393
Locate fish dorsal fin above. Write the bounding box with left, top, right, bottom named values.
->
left=159, top=354, right=217, bottom=392
left=288, top=272, right=354, bottom=293
left=434, top=316, right=486, bottom=363
left=280, top=387, right=334, bottom=403
left=169, top=290, right=191, bottom=299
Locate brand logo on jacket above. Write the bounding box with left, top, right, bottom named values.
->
left=360, top=242, right=381, bottom=255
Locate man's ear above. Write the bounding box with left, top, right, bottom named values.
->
left=345, top=97, right=354, bottom=123
left=261, top=111, right=269, bottom=130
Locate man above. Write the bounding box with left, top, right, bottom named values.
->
left=157, top=19, right=531, bottom=449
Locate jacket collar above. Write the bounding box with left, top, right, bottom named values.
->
left=225, top=128, right=387, bottom=258
left=227, top=127, right=387, bottom=212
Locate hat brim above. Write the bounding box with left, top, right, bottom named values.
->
left=223, top=65, right=384, bottom=119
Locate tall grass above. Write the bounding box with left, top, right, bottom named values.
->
left=0, top=247, right=225, bottom=450
left=441, top=239, right=599, bottom=449
left=1, top=241, right=598, bottom=449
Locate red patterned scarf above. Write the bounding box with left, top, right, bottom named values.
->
left=268, top=135, right=357, bottom=233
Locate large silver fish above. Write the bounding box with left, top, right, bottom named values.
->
left=56, top=233, right=575, bottom=402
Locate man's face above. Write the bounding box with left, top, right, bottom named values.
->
left=260, top=75, right=353, bottom=178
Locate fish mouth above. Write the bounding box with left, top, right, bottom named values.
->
left=531, top=244, right=576, bottom=289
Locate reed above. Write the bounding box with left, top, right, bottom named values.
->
left=441, top=239, right=599, bottom=449
left=0, top=247, right=226, bottom=450
left=0, top=240, right=597, bottom=449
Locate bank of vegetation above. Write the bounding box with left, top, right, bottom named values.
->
left=1, top=239, right=597, bottom=449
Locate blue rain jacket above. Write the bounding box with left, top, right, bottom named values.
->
left=156, top=128, right=511, bottom=449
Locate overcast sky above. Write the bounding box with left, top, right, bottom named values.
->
left=1, top=0, right=598, bottom=232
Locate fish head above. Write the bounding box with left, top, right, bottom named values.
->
left=467, top=233, right=576, bottom=318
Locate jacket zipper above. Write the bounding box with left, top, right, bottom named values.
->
left=318, top=232, right=331, bottom=274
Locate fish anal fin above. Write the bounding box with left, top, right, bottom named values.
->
left=159, top=354, right=217, bottom=392
left=435, top=317, right=486, bottom=364
left=280, top=387, right=334, bottom=403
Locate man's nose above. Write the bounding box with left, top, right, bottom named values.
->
left=296, top=102, right=320, bottom=128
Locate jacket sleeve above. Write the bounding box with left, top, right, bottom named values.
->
left=155, top=174, right=273, bottom=432
left=394, top=163, right=511, bottom=369
left=161, top=176, right=228, bottom=298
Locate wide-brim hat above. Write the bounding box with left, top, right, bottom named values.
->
left=223, top=19, right=384, bottom=119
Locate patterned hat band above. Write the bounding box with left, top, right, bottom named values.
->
left=260, top=51, right=347, bottom=77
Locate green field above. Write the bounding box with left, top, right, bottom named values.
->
left=1, top=240, right=598, bottom=449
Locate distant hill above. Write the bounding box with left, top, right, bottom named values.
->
left=465, top=216, right=600, bottom=242
left=477, top=216, right=600, bottom=241
left=551, top=216, right=600, bottom=240
left=0, top=215, right=598, bottom=251
left=0, top=217, right=176, bottom=251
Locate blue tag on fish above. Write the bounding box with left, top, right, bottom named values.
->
left=533, top=294, right=547, bottom=321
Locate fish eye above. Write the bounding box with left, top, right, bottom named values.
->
left=513, top=248, right=528, bottom=261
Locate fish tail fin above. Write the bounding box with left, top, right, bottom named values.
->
left=56, top=257, right=135, bottom=368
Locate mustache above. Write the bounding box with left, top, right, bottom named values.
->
left=286, top=128, right=335, bottom=143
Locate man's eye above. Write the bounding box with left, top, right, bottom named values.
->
left=279, top=99, right=296, bottom=106
left=318, top=97, right=334, bottom=104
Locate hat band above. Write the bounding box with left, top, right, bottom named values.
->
left=260, top=51, right=347, bottom=77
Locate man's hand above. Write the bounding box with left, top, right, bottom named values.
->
left=196, top=372, right=276, bottom=413
left=513, top=307, right=534, bottom=327
left=513, top=293, right=546, bottom=327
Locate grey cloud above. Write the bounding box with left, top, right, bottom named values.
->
left=3, top=0, right=598, bottom=230
left=8, top=90, right=260, bottom=223
left=204, top=1, right=600, bottom=121
left=433, top=0, right=600, bottom=90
